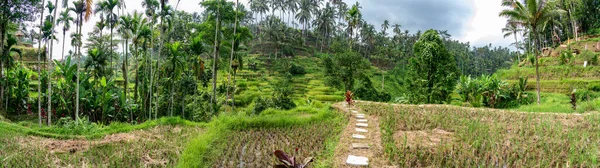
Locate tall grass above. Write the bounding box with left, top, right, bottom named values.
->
left=178, top=105, right=344, bottom=168
left=359, top=102, right=600, bottom=167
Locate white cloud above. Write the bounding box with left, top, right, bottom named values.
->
left=458, top=0, right=516, bottom=49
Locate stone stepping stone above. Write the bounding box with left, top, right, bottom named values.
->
left=356, top=115, right=365, bottom=119
left=357, top=119, right=367, bottom=123
left=351, top=110, right=358, bottom=113
left=356, top=123, right=368, bottom=127
left=352, top=143, right=370, bottom=149
left=346, top=155, right=369, bottom=166
left=352, top=134, right=366, bottom=139
left=355, top=128, right=368, bottom=133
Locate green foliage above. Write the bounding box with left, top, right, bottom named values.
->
left=406, top=29, right=459, bottom=104
left=289, top=63, right=307, bottom=76
left=322, top=51, right=370, bottom=91
left=580, top=50, right=599, bottom=66
left=4, top=64, right=32, bottom=115
left=354, top=75, right=391, bottom=102
left=528, top=54, right=536, bottom=66
left=253, top=96, right=274, bottom=115
left=179, top=105, right=343, bottom=167
left=456, top=75, right=532, bottom=109
left=575, top=89, right=600, bottom=102
left=455, top=75, right=483, bottom=107
left=588, top=84, right=600, bottom=92
left=559, top=50, right=573, bottom=65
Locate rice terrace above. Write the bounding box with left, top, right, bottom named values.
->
left=1, top=0, right=600, bottom=167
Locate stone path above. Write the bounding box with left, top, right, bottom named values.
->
left=340, top=103, right=374, bottom=166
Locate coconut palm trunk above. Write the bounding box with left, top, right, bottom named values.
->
left=37, top=0, right=45, bottom=126
left=226, top=0, right=239, bottom=111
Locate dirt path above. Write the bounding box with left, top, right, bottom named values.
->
left=332, top=102, right=394, bottom=167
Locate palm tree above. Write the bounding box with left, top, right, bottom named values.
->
left=36, top=0, right=46, bottom=127
left=57, top=10, right=74, bottom=60
left=345, top=2, right=361, bottom=48
left=45, top=0, right=60, bottom=126
left=502, top=20, right=523, bottom=63
left=226, top=0, right=240, bottom=111
left=155, top=2, right=173, bottom=119
left=286, top=0, right=298, bottom=26
left=84, top=48, right=110, bottom=82
left=70, top=0, right=94, bottom=121
left=165, top=42, right=184, bottom=116
left=119, top=13, right=134, bottom=106
left=499, top=0, right=565, bottom=104
left=381, top=20, right=389, bottom=36
left=1, top=34, right=21, bottom=113
left=313, top=2, right=335, bottom=51
left=296, top=0, right=312, bottom=39
left=95, top=0, right=124, bottom=75
left=142, top=0, right=158, bottom=119
left=128, top=11, right=145, bottom=109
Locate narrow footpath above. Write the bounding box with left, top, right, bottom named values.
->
left=332, top=102, right=394, bottom=167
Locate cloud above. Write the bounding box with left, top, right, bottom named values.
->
left=344, top=0, right=475, bottom=38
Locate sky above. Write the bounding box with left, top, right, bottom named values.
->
left=35, top=0, right=514, bottom=60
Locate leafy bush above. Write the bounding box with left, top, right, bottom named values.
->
left=580, top=50, right=599, bottom=65
left=253, top=97, right=274, bottom=115
left=559, top=51, right=573, bottom=65
left=289, top=63, right=306, bottom=76
left=588, top=84, right=600, bottom=92
left=528, top=54, right=536, bottom=66
left=455, top=75, right=531, bottom=108
left=281, top=45, right=296, bottom=57
left=53, top=117, right=100, bottom=135
left=575, top=89, right=600, bottom=101
left=354, top=75, right=391, bottom=102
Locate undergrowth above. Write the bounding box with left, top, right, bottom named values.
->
left=178, top=104, right=344, bottom=168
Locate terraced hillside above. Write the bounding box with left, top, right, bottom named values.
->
left=497, top=36, right=600, bottom=94
left=232, top=55, right=344, bottom=106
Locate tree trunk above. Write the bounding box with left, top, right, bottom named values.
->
left=134, top=44, right=139, bottom=116
left=227, top=0, right=239, bottom=111
left=111, top=26, right=114, bottom=77
left=149, top=16, right=155, bottom=120
left=124, top=39, right=129, bottom=121
left=48, top=41, right=53, bottom=126
left=0, top=21, right=6, bottom=114
left=170, top=83, right=173, bottom=116
left=48, top=0, right=59, bottom=126
left=534, top=29, right=541, bottom=105
left=514, top=33, right=519, bottom=63
left=62, top=31, right=66, bottom=60
left=211, top=7, right=220, bottom=115
left=155, top=27, right=163, bottom=120
left=76, top=13, right=82, bottom=122
left=37, top=0, right=46, bottom=126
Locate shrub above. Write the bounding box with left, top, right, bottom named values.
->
left=253, top=97, right=274, bottom=115
left=281, top=44, right=296, bottom=57
left=528, top=54, right=536, bottom=66
left=559, top=51, right=573, bottom=65
left=354, top=75, right=391, bottom=102
left=289, top=63, right=306, bottom=76
left=575, top=89, right=600, bottom=101
left=580, top=50, right=599, bottom=65
left=588, top=84, right=600, bottom=92
left=53, top=117, right=100, bottom=135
